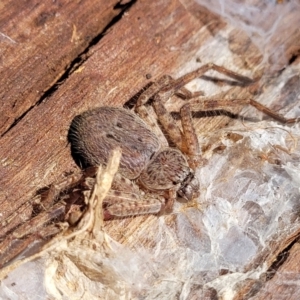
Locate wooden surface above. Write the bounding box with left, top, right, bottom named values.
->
left=0, top=0, right=121, bottom=135
left=0, top=0, right=224, bottom=236
left=0, top=0, right=300, bottom=298
left=253, top=242, right=300, bottom=300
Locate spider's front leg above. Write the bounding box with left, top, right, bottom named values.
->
left=145, top=63, right=254, bottom=170
left=134, top=74, right=204, bottom=147
left=151, top=91, right=202, bottom=170
left=104, top=169, right=197, bottom=218
left=162, top=63, right=298, bottom=124
left=103, top=189, right=166, bottom=220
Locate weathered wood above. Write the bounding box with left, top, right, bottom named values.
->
left=0, top=0, right=300, bottom=298
left=253, top=242, right=300, bottom=300
left=0, top=0, right=120, bottom=135
left=0, top=0, right=224, bottom=236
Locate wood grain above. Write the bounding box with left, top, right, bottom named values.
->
left=0, top=0, right=300, bottom=298
left=0, top=0, right=223, bottom=236
left=0, top=0, right=120, bottom=135
left=251, top=242, right=300, bottom=300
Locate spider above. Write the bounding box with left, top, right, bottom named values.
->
left=68, top=63, right=298, bottom=220
left=0, top=64, right=298, bottom=267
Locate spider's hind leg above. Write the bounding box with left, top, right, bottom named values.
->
left=184, top=97, right=299, bottom=125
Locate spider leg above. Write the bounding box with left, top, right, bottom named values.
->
left=136, top=75, right=172, bottom=108
left=186, top=98, right=299, bottom=124
left=147, top=64, right=255, bottom=169
left=11, top=202, right=65, bottom=239
left=40, top=173, right=83, bottom=210
left=163, top=188, right=178, bottom=213
left=175, top=87, right=204, bottom=100
left=111, top=173, right=140, bottom=194
left=0, top=172, right=86, bottom=267
left=167, top=63, right=254, bottom=92
left=97, top=172, right=164, bottom=219
left=152, top=91, right=202, bottom=169
left=149, top=62, right=255, bottom=138
left=134, top=75, right=173, bottom=146
left=103, top=190, right=165, bottom=219
left=180, top=104, right=201, bottom=169
left=0, top=202, right=65, bottom=267
left=0, top=223, right=64, bottom=268
left=134, top=75, right=203, bottom=146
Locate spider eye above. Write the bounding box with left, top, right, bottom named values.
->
left=179, top=187, right=193, bottom=201
left=178, top=175, right=199, bottom=201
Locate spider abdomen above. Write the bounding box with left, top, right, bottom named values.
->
left=69, top=107, right=160, bottom=179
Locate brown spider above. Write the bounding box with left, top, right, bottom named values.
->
left=68, top=63, right=298, bottom=219
left=0, top=63, right=298, bottom=267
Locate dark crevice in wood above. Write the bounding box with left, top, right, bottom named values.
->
left=288, top=53, right=299, bottom=66
left=1, top=0, right=137, bottom=138
left=264, top=237, right=300, bottom=282
left=243, top=238, right=300, bottom=300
